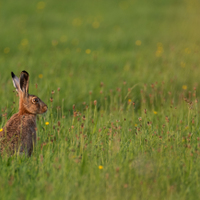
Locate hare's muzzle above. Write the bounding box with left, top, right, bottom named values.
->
left=42, top=104, right=48, bottom=113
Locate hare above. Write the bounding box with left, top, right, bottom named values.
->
left=0, top=71, right=47, bottom=156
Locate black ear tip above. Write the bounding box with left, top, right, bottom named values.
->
left=11, top=72, right=15, bottom=78
left=22, top=70, right=29, bottom=76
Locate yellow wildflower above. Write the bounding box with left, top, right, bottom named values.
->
left=52, top=40, right=58, bottom=46
left=128, top=99, right=131, bottom=103
left=85, top=49, right=91, bottom=54
left=135, top=124, right=137, bottom=127
left=182, top=85, right=187, bottom=90
left=45, top=122, right=49, bottom=125
left=0, top=128, right=3, bottom=132
left=135, top=40, right=141, bottom=46
left=21, top=39, right=29, bottom=46
left=155, top=43, right=164, bottom=57
left=39, top=74, right=43, bottom=78
left=4, top=47, right=10, bottom=54
left=37, top=1, right=46, bottom=10
left=92, top=21, right=100, bottom=29
left=180, top=62, right=185, bottom=68
left=124, top=62, right=130, bottom=71
left=98, top=165, right=103, bottom=170
left=185, top=48, right=191, bottom=54
left=185, top=126, right=189, bottom=130
left=72, top=18, right=82, bottom=27
left=154, top=111, right=157, bottom=114
left=119, top=1, right=129, bottom=10
left=60, top=35, right=67, bottom=43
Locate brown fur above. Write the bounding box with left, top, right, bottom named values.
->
left=0, top=71, right=47, bottom=156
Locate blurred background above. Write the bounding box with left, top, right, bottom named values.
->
left=1, top=0, right=200, bottom=111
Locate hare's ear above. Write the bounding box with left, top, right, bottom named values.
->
left=11, top=72, right=21, bottom=93
left=19, top=71, right=29, bottom=95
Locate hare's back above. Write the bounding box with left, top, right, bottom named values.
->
left=0, top=113, right=21, bottom=154
left=4, top=113, right=21, bottom=137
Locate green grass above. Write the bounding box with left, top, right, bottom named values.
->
left=1, top=0, right=200, bottom=199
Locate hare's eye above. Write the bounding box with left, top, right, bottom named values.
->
left=32, top=98, right=39, bottom=103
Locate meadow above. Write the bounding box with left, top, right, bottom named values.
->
left=1, top=0, right=200, bottom=199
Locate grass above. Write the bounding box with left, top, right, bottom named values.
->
left=1, top=0, right=200, bottom=199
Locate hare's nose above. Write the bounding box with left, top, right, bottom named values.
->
left=43, top=105, right=48, bottom=112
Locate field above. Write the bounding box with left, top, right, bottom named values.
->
left=1, top=0, right=200, bottom=199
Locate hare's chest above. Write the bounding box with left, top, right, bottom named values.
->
left=21, top=115, right=36, bottom=134
left=29, top=126, right=37, bottom=143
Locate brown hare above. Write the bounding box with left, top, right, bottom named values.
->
left=0, top=71, right=47, bottom=156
